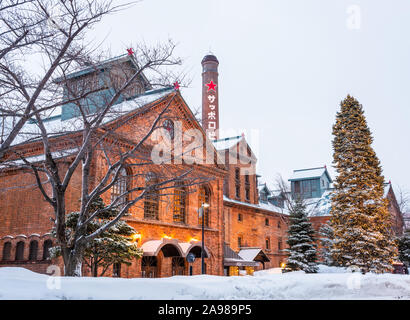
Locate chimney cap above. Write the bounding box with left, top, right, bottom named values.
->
left=201, top=54, right=219, bottom=64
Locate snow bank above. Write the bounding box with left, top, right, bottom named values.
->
left=0, top=267, right=409, bottom=300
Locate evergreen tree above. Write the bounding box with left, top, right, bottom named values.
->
left=52, top=197, right=143, bottom=277
left=330, top=95, right=395, bottom=273
left=398, top=231, right=410, bottom=268
left=286, top=197, right=318, bottom=273
left=318, top=223, right=336, bottom=266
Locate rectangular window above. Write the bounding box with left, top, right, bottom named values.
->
left=245, top=187, right=250, bottom=201
left=238, top=213, right=243, bottom=222
left=312, top=180, right=318, bottom=192
left=294, top=181, right=300, bottom=193
left=235, top=168, right=241, bottom=199
left=238, top=237, right=242, bottom=248
left=173, top=184, right=186, bottom=223
left=302, top=180, right=311, bottom=194
left=278, top=238, right=282, bottom=251
left=265, top=218, right=269, bottom=226
left=265, top=238, right=270, bottom=250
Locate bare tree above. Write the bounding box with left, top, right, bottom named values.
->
left=396, top=185, right=410, bottom=215
left=0, top=1, right=209, bottom=276
left=0, top=0, right=130, bottom=158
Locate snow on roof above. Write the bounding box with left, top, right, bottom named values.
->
left=212, top=135, right=242, bottom=151
left=7, top=87, right=174, bottom=147
left=257, top=182, right=270, bottom=194
left=1, top=148, right=79, bottom=169
left=238, top=248, right=263, bottom=261
left=54, top=54, right=139, bottom=82
left=306, top=190, right=333, bottom=217
left=223, top=195, right=288, bottom=215
left=289, top=167, right=328, bottom=181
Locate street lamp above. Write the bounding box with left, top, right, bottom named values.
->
left=198, top=202, right=209, bottom=274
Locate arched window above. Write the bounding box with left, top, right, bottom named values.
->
left=111, top=167, right=128, bottom=209
left=144, top=172, right=159, bottom=220
left=173, top=182, right=186, bottom=223
left=15, top=241, right=25, bottom=261
left=163, top=119, right=174, bottom=139
left=141, top=256, right=158, bottom=278
left=43, top=240, right=53, bottom=260
left=198, top=185, right=210, bottom=227
left=2, top=242, right=11, bottom=261
left=265, top=237, right=270, bottom=250
left=29, top=240, right=38, bottom=261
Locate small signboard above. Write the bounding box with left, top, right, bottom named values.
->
left=186, top=253, right=196, bottom=263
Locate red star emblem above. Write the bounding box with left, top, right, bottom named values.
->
left=127, top=48, right=134, bottom=56
left=205, top=80, right=217, bottom=92
left=173, top=81, right=180, bottom=90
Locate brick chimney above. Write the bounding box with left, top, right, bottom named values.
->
left=201, top=54, right=219, bottom=140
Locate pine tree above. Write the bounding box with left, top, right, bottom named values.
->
left=286, top=197, right=318, bottom=273
left=318, top=223, right=336, bottom=266
left=330, top=95, right=396, bottom=273
left=398, top=231, right=410, bottom=268
left=52, top=197, right=143, bottom=277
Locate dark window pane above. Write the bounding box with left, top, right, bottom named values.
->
left=29, top=241, right=38, bottom=261
left=173, top=182, right=186, bottom=223
left=144, top=173, right=159, bottom=220
left=15, top=241, right=24, bottom=261
left=198, top=186, right=210, bottom=227
left=2, top=242, right=11, bottom=261
left=43, top=240, right=53, bottom=260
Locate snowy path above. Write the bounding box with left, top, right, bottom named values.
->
left=0, top=266, right=409, bottom=300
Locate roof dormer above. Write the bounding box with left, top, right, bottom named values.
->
left=289, top=166, right=332, bottom=199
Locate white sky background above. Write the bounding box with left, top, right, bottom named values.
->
left=86, top=0, right=410, bottom=194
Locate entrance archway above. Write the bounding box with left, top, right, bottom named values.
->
left=140, top=240, right=184, bottom=277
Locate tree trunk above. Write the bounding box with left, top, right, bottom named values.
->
left=93, top=259, right=98, bottom=277
left=63, top=247, right=84, bottom=277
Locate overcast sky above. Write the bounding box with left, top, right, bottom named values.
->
left=89, top=0, right=410, bottom=195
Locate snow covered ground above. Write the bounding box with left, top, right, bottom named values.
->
left=0, top=265, right=409, bottom=300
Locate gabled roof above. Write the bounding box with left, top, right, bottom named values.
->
left=238, top=248, right=270, bottom=262
left=258, top=183, right=271, bottom=195
left=223, top=195, right=287, bottom=215
left=223, top=244, right=260, bottom=267
left=307, top=181, right=398, bottom=217
left=7, top=87, right=175, bottom=147
left=212, top=134, right=257, bottom=163
left=289, top=166, right=333, bottom=183
left=54, top=54, right=151, bottom=88
left=212, top=135, right=242, bottom=151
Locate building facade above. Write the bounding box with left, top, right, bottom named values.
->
left=0, top=53, right=289, bottom=277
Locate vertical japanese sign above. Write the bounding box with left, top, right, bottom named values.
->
left=202, top=55, right=219, bottom=141
left=205, top=80, right=218, bottom=141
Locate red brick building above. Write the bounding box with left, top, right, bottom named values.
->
left=0, top=53, right=289, bottom=278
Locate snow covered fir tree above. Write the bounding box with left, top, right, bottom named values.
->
left=285, top=197, right=318, bottom=273
left=330, top=95, right=396, bottom=273
left=318, top=223, right=336, bottom=266
left=51, top=197, right=143, bottom=277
